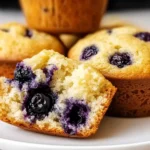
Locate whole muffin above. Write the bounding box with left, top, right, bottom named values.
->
left=68, top=26, right=150, bottom=117
left=20, top=0, right=107, bottom=33
left=0, top=22, right=64, bottom=78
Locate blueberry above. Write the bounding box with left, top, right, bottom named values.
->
left=43, top=65, right=58, bottom=84
left=25, top=29, right=33, bottom=38
left=134, top=32, right=150, bottom=42
left=107, top=29, right=112, bottom=34
left=80, top=45, right=99, bottom=60
left=62, top=100, right=90, bottom=135
left=109, top=52, right=132, bottom=68
left=14, top=63, right=35, bottom=88
left=23, top=83, right=57, bottom=122
left=68, top=105, right=86, bottom=126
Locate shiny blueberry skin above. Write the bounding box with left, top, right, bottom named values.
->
left=80, top=45, right=99, bottom=61
left=25, top=29, right=33, bottom=38
left=23, top=83, right=57, bottom=122
left=109, top=52, right=132, bottom=68
left=134, top=32, right=150, bottom=42
left=62, top=99, right=90, bottom=135
left=14, top=63, right=35, bottom=88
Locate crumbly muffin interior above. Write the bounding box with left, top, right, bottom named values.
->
left=0, top=50, right=116, bottom=136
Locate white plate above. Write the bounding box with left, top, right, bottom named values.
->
left=0, top=10, right=150, bottom=150
left=0, top=117, right=150, bottom=150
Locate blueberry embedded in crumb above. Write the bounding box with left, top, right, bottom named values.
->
left=23, top=83, right=57, bottom=122
left=134, top=32, right=150, bottom=42
left=14, top=62, right=35, bottom=88
left=107, top=29, right=112, bottom=34
left=43, top=65, right=58, bottom=84
left=109, top=52, right=132, bottom=68
left=25, top=29, right=33, bottom=38
left=28, top=93, right=51, bottom=114
left=80, top=45, right=99, bottom=61
left=14, top=62, right=35, bottom=83
left=62, top=99, right=90, bottom=135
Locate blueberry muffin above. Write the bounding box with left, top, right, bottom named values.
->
left=0, top=22, right=64, bottom=78
left=68, top=26, right=150, bottom=117
left=20, top=0, right=107, bottom=33
left=0, top=50, right=116, bottom=137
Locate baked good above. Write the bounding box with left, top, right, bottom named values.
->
left=0, top=50, right=116, bottom=137
left=59, top=34, right=81, bottom=49
left=68, top=26, right=150, bottom=117
left=0, top=22, right=64, bottom=78
left=20, top=0, right=108, bottom=33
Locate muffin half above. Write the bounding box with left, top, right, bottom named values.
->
left=0, top=50, right=116, bottom=137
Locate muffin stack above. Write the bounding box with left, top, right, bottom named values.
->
left=0, top=0, right=116, bottom=138
left=0, top=0, right=149, bottom=139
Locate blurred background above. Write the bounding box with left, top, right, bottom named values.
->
left=0, top=0, right=150, bottom=10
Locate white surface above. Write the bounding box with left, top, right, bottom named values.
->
left=0, top=10, right=24, bottom=24
left=0, top=9, right=150, bottom=150
left=103, top=9, right=150, bottom=30
left=0, top=117, right=150, bottom=150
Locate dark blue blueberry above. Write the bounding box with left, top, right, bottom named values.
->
left=23, top=83, right=57, bottom=122
left=25, top=29, right=33, bottom=38
left=43, top=65, right=58, bottom=84
left=62, top=99, right=90, bottom=135
left=14, top=62, right=35, bottom=89
left=109, top=52, right=132, bottom=68
left=28, top=93, right=51, bottom=113
left=80, top=45, right=99, bottom=61
left=134, top=32, right=150, bottom=42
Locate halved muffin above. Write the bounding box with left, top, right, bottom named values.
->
left=0, top=50, right=116, bottom=137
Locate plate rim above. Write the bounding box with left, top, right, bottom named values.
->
left=0, top=137, right=150, bottom=149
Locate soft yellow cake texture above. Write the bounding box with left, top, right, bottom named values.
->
left=0, top=22, right=64, bottom=61
left=0, top=50, right=116, bottom=138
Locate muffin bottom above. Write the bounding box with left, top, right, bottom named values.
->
left=107, top=78, right=150, bottom=117
left=0, top=61, right=16, bottom=78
